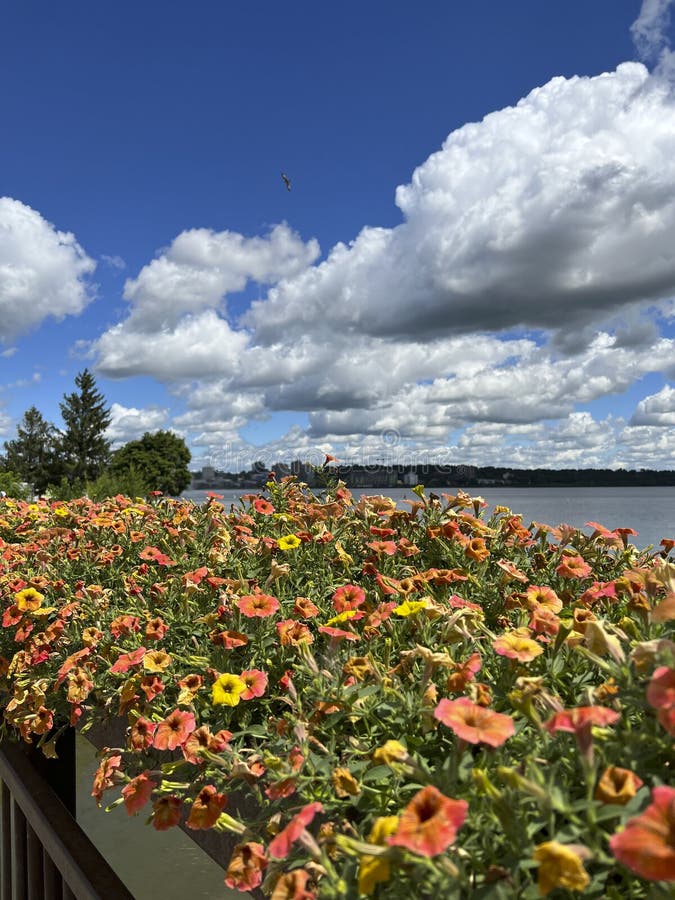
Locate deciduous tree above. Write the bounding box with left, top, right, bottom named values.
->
left=111, top=430, right=192, bottom=496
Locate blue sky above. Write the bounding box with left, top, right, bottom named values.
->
left=2, top=0, right=675, bottom=472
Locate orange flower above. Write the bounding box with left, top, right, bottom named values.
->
left=366, top=540, right=397, bottom=556
left=595, top=766, right=644, bottom=805
left=122, top=771, right=156, bottom=815
left=609, top=785, right=675, bottom=881
left=276, top=619, right=314, bottom=646
left=493, top=628, right=543, bottom=662
left=186, top=785, right=228, bottom=830
left=556, top=555, right=592, bottom=579
left=525, top=585, right=562, bottom=613
left=129, top=717, right=156, bottom=750
left=152, top=795, right=182, bottom=831
left=253, top=498, right=275, bottom=515
left=238, top=593, right=280, bottom=618
left=388, top=785, right=467, bottom=857
left=268, top=802, right=323, bottom=859
left=293, top=596, right=320, bottom=618
left=533, top=841, right=590, bottom=895
left=211, top=629, right=249, bottom=649
left=110, top=646, right=147, bottom=674
left=434, top=697, right=515, bottom=747
left=465, top=537, right=490, bottom=562
left=153, top=708, right=196, bottom=751
left=271, top=869, right=315, bottom=900
left=225, top=842, right=268, bottom=892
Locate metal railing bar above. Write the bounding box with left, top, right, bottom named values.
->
left=0, top=743, right=134, bottom=900
left=42, top=850, right=62, bottom=900
left=1, top=782, right=11, bottom=900
left=27, top=822, right=44, bottom=899
left=11, top=796, right=27, bottom=900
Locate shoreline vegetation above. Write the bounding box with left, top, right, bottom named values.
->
left=190, top=462, right=675, bottom=491
left=0, top=476, right=673, bottom=897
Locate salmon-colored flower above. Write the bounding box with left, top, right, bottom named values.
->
left=186, top=784, right=228, bottom=829
left=239, top=668, right=268, bottom=700
left=91, top=753, right=122, bottom=806
left=366, top=540, right=397, bottom=556
left=130, top=717, right=156, bottom=750
left=544, top=706, right=620, bottom=762
left=609, top=785, right=675, bottom=881
left=177, top=673, right=203, bottom=705
left=556, top=555, right=592, bottom=579
left=110, top=646, right=147, bottom=674
left=533, top=841, right=590, bottom=895
left=225, top=842, right=268, bottom=892
left=211, top=629, right=249, bottom=649
left=212, top=673, right=247, bottom=706
left=152, top=795, right=182, bottom=830
left=318, top=625, right=360, bottom=642
left=122, top=771, right=156, bottom=815
left=254, top=498, right=275, bottom=515
left=646, top=666, right=675, bottom=710
left=493, top=628, right=543, bottom=662
left=446, top=652, right=482, bottom=693
left=238, top=593, right=280, bottom=618
left=268, top=802, right=323, bottom=859
left=388, top=785, right=467, bottom=857
left=293, top=596, right=320, bottom=618
left=153, top=708, right=196, bottom=750
left=145, top=617, right=168, bottom=641
left=595, top=766, right=644, bottom=805
left=332, top=584, right=366, bottom=612
left=434, top=697, right=515, bottom=747
left=358, top=816, right=399, bottom=895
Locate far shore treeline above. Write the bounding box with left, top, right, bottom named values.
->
left=0, top=369, right=192, bottom=499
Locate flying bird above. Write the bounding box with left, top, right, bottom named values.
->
left=281, top=172, right=291, bottom=191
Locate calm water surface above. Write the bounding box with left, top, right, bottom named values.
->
left=78, top=485, right=673, bottom=897
left=183, top=485, right=674, bottom=550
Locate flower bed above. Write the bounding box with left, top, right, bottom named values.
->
left=0, top=479, right=673, bottom=898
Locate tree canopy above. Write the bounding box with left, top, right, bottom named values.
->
left=111, top=430, right=191, bottom=496
left=3, top=406, right=61, bottom=493
left=59, top=369, right=111, bottom=483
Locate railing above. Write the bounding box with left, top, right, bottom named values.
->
left=0, top=737, right=134, bottom=900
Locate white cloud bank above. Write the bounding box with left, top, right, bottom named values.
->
left=0, top=198, right=96, bottom=343
left=85, top=62, right=675, bottom=470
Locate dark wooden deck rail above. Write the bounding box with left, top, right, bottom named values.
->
left=0, top=738, right=134, bottom=900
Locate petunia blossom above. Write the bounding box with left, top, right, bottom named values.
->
left=388, top=785, right=467, bottom=857
left=186, top=785, right=228, bottom=830
left=544, top=705, right=620, bottom=762
left=533, top=841, right=590, bottom=895
left=268, top=802, right=323, bottom=859
left=225, top=842, right=268, bottom=892
left=493, top=628, right=543, bottom=662
left=122, top=771, right=156, bottom=815
left=595, top=766, right=644, bottom=806
left=434, top=697, right=515, bottom=748
left=646, top=666, right=675, bottom=710
left=609, top=785, right=675, bottom=881
left=152, top=795, right=182, bottom=831
left=238, top=593, right=280, bottom=618
left=556, top=555, right=592, bottom=579
left=239, top=668, right=268, bottom=700
left=153, top=708, right=196, bottom=751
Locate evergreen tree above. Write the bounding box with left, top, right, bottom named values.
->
left=59, top=369, right=112, bottom=482
left=3, top=407, right=61, bottom=493
left=111, top=430, right=192, bottom=496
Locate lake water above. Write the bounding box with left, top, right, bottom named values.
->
left=77, top=485, right=673, bottom=898
left=183, top=485, right=674, bottom=551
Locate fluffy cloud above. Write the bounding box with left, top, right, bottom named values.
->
left=630, top=384, right=675, bottom=425
left=106, top=403, right=170, bottom=447
left=0, top=197, right=96, bottom=343
left=248, top=64, right=675, bottom=344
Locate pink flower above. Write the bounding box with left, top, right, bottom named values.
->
left=240, top=669, right=268, bottom=700
left=609, top=785, right=675, bottom=881
left=556, top=555, right=592, bottom=579
left=122, top=771, right=156, bottom=815
left=434, top=697, right=515, bottom=747
left=388, top=785, right=467, bottom=857
left=238, top=593, right=280, bottom=618
left=153, top=709, right=196, bottom=751
left=646, top=666, right=675, bottom=710
left=268, top=802, right=323, bottom=859
left=332, top=584, right=366, bottom=612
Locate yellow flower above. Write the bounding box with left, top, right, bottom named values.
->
left=393, top=598, right=428, bottom=617
left=142, top=650, right=172, bottom=673
left=358, top=816, right=399, bottom=895
left=326, top=609, right=358, bottom=626
left=332, top=767, right=360, bottom=798
left=533, top=841, right=590, bottom=896
left=53, top=507, right=69, bottom=517
left=211, top=673, right=247, bottom=706
left=372, top=740, right=409, bottom=766
left=277, top=534, right=301, bottom=551
left=14, top=588, right=45, bottom=612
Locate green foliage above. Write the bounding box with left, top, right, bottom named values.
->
left=47, top=467, right=150, bottom=502
left=111, top=430, right=191, bottom=495
left=59, top=369, right=112, bottom=483
left=3, top=406, right=63, bottom=493
left=0, top=470, right=30, bottom=499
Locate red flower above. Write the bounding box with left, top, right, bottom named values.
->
left=122, top=771, right=156, bottom=815
left=434, top=697, right=515, bottom=747
left=609, top=785, right=675, bottom=881
left=293, top=596, right=320, bottom=618
left=152, top=795, right=182, bottom=830
left=268, top=802, right=323, bottom=859
left=153, top=709, right=196, bottom=751
left=186, top=785, right=228, bottom=830
left=388, top=785, right=467, bottom=857
left=225, top=842, right=268, bottom=892
left=238, top=593, right=280, bottom=618
left=110, top=646, right=147, bottom=673
left=318, top=625, right=360, bottom=642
